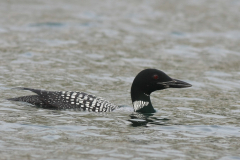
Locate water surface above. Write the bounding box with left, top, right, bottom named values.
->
left=1, top=0, right=240, bottom=159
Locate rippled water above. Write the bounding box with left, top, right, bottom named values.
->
left=1, top=0, right=240, bottom=159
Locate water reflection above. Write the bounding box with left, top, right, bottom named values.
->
left=128, top=112, right=170, bottom=127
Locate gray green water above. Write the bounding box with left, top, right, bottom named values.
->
left=1, top=0, right=240, bottom=159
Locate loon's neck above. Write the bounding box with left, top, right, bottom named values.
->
left=131, top=87, right=155, bottom=113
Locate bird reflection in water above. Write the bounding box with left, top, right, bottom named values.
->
left=128, top=112, right=170, bottom=127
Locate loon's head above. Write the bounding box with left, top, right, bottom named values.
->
left=131, top=69, right=192, bottom=113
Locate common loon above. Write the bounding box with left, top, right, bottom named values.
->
left=8, top=69, right=191, bottom=113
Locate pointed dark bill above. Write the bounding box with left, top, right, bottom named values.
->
left=168, top=79, right=192, bottom=88
left=158, top=79, right=192, bottom=88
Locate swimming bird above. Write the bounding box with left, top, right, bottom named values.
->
left=8, top=69, right=191, bottom=113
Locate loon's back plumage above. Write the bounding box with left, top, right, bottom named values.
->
left=9, top=87, right=118, bottom=112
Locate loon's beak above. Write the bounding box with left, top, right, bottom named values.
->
left=158, top=79, right=192, bottom=88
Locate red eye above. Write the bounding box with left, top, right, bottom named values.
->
left=153, top=74, right=159, bottom=80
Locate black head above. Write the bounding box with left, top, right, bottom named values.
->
left=131, top=69, right=191, bottom=96
left=131, top=69, right=191, bottom=113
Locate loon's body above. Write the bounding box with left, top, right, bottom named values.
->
left=8, top=69, right=192, bottom=113
left=9, top=89, right=118, bottom=112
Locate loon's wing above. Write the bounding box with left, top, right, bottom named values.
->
left=8, top=95, right=58, bottom=109
left=8, top=87, right=68, bottom=109
left=8, top=95, right=44, bottom=105
left=8, top=87, right=118, bottom=112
